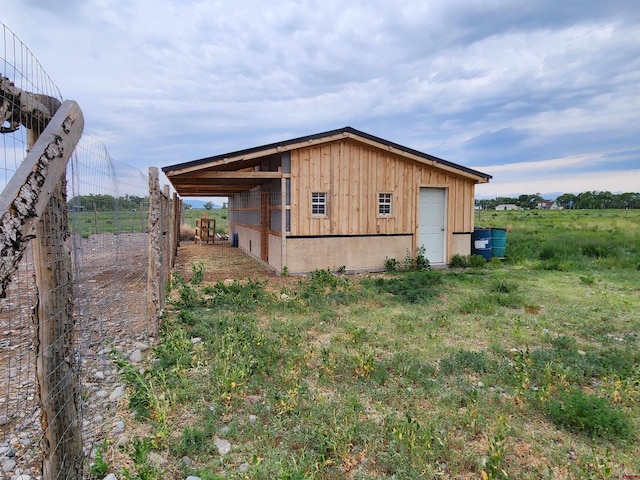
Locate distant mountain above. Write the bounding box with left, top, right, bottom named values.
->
left=184, top=199, right=224, bottom=209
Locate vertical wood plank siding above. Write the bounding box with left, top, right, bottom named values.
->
left=290, top=140, right=475, bottom=237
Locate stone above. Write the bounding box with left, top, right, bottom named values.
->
left=103, top=474, right=119, bottom=480
left=109, top=386, right=125, bottom=401
left=2, top=459, right=16, bottom=473
left=248, top=415, right=257, bottom=425
left=115, top=434, right=129, bottom=448
left=180, top=456, right=192, bottom=466
left=133, top=342, right=150, bottom=351
left=129, top=349, right=143, bottom=363
left=214, top=437, right=231, bottom=455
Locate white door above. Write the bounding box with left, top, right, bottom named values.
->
left=418, top=188, right=446, bottom=264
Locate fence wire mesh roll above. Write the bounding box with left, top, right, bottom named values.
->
left=1, top=22, right=150, bottom=479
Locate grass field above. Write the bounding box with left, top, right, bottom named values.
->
left=68, top=208, right=229, bottom=237
left=99, top=210, right=640, bottom=479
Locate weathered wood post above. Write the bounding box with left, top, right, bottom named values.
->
left=171, top=192, right=179, bottom=267
left=92, top=202, right=99, bottom=234
left=28, top=101, right=84, bottom=480
left=147, top=167, right=162, bottom=337
left=1, top=78, right=84, bottom=480
left=162, top=185, right=171, bottom=285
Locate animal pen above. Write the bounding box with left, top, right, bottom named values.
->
left=0, top=24, right=179, bottom=479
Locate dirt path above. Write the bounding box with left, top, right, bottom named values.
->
left=173, top=241, right=295, bottom=289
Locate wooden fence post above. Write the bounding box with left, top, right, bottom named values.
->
left=147, top=167, right=162, bottom=337
left=24, top=100, right=83, bottom=480
left=162, top=186, right=170, bottom=285
left=33, top=179, right=83, bottom=479
left=92, top=202, right=99, bottom=234
left=171, top=192, right=179, bottom=267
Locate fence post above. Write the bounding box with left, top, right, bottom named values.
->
left=26, top=100, right=84, bottom=480
left=33, top=180, right=83, bottom=479
left=162, top=185, right=171, bottom=285
left=147, top=167, right=163, bottom=337
left=171, top=192, right=179, bottom=267
left=92, top=202, right=99, bottom=234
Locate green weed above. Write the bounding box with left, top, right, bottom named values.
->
left=546, top=388, right=633, bottom=440
left=89, top=439, right=111, bottom=479
left=365, top=270, right=443, bottom=303
left=190, top=261, right=204, bottom=285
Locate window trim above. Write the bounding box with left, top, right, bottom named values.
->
left=311, top=192, right=327, bottom=216
left=378, top=192, right=393, bottom=217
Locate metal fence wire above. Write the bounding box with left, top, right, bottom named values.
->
left=1, top=22, right=150, bottom=479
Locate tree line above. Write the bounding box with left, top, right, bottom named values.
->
left=476, top=191, right=640, bottom=210
left=68, top=194, right=148, bottom=212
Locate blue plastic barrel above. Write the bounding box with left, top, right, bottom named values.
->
left=491, top=228, right=507, bottom=258
left=472, top=228, right=492, bottom=260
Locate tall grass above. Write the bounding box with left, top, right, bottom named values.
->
left=476, top=209, right=640, bottom=269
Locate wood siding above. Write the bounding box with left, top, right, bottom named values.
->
left=289, top=140, right=475, bottom=238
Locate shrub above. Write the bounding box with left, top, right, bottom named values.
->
left=450, top=254, right=469, bottom=268
left=469, top=254, right=487, bottom=268
left=580, top=241, right=615, bottom=258
left=385, top=256, right=398, bottom=272
left=546, top=388, right=633, bottom=440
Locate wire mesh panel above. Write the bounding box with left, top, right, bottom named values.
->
left=1, top=22, right=150, bottom=479
left=1, top=22, right=65, bottom=479
left=67, top=137, right=149, bottom=476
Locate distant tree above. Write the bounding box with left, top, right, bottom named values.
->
left=203, top=201, right=213, bottom=210
left=477, top=191, right=640, bottom=210
left=184, top=203, right=192, bottom=210
left=556, top=193, right=577, bottom=209
left=617, top=192, right=640, bottom=209
left=516, top=193, right=543, bottom=209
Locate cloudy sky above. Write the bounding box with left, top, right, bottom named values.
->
left=3, top=0, right=640, bottom=199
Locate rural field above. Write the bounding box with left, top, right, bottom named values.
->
left=100, top=209, right=639, bottom=479
left=67, top=207, right=229, bottom=237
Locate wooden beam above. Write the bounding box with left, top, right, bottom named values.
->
left=172, top=171, right=282, bottom=179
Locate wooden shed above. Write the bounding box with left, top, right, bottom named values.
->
left=162, top=127, right=491, bottom=274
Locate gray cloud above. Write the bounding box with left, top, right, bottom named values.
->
left=2, top=0, right=639, bottom=196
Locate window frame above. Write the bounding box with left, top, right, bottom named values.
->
left=311, top=192, right=327, bottom=216
left=378, top=192, right=393, bottom=217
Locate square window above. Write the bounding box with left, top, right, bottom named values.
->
left=379, top=193, right=392, bottom=216
left=312, top=192, right=327, bottom=216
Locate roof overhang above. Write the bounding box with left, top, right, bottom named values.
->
left=162, top=127, right=492, bottom=197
